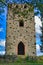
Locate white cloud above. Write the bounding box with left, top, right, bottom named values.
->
left=0, top=28, right=3, bottom=32
left=0, top=40, right=5, bottom=55
left=0, top=51, right=5, bottom=55
left=36, top=29, right=41, bottom=34
left=35, top=16, right=43, bottom=56
left=36, top=44, right=43, bottom=56
left=35, top=16, right=42, bottom=34
left=0, top=40, right=5, bottom=47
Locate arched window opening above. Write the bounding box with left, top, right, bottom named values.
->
left=18, top=41, right=25, bottom=55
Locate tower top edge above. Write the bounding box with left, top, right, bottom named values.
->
left=8, top=3, right=34, bottom=11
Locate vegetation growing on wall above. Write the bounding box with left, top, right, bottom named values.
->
left=8, top=3, right=33, bottom=19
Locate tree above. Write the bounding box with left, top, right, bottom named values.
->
left=0, top=0, right=6, bottom=20
left=40, top=22, right=43, bottom=52
left=31, top=1, right=43, bottom=52
left=36, top=4, right=43, bottom=52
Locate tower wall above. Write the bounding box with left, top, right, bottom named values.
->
left=6, top=4, right=36, bottom=56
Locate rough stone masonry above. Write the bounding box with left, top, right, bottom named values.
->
left=6, top=3, right=36, bottom=57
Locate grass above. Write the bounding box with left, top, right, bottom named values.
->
left=0, top=56, right=43, bottom=65
left=0, top=62, right=43, bottom=65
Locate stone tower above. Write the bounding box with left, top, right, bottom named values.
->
left=6, top=3, right=36, bottom=57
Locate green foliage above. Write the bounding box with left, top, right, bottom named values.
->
left=8, top=4, right=33, bottom=19
left=0, top=0, right=43, bottom=20
left=36, top=4, right=43, bottom=12
left=40, top=22, right=43, bottom=52
left=0, top=0, right=6, bottom=18
left=0, top=0, right=5, bottom=2
left=0, top=0, right=6, bottom=6
left=25, top=56, right=37, bottom=63
left=0, top=55, right=43, bottom=64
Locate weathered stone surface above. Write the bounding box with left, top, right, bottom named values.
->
left=6, top=4, right=36, bottom=57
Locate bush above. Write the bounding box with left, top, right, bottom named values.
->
left=25, top=56, right=37, bottom=63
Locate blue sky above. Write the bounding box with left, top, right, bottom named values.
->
left=0, top=6, right=7, bottom=55
left=0, top=7, right=6, bottom=40
left=0, top=1, right=43, bottom=56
